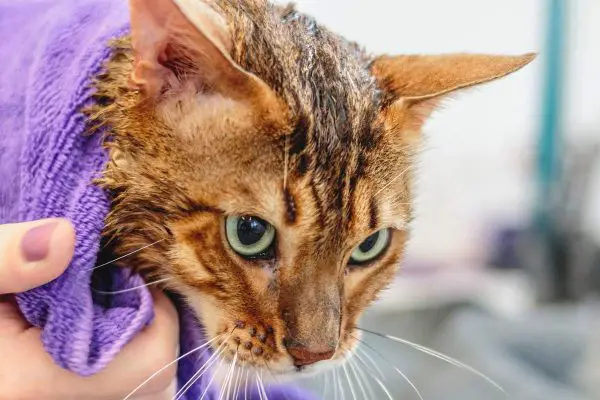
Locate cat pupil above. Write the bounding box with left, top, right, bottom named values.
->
left=237, top=216, right=267, bottom=245
left=359, top=231, right=380, bottom=253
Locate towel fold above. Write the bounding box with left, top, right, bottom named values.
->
left=0, top=0, right=314, bottom=398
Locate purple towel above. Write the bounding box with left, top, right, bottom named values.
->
left=0, top=0, right=315, bottom=398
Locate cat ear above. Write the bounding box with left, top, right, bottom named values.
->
left=129, top=0, right=253, bottom=99
left=370, top=53, right=536, bottom=134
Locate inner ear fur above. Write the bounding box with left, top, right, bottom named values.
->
left=129, top=0, right=268, bottom=101
left=370, top=53, right=536, bottom=134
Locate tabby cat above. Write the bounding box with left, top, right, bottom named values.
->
left=91, top=0, right=535, bottom=380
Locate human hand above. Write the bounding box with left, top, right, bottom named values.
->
left=0, top=218, right=179, bottom=400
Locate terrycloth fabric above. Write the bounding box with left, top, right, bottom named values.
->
left=0, top=1, right=314, bottom=398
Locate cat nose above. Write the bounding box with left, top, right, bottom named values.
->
left=287, top=344, right=336, bottom=367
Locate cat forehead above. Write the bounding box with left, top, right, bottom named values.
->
left=152, top=2, right=410, bottom=231
left=227, top=2, right=380, bottom=136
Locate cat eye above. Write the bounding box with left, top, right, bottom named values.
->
left=225, top=216, right=276, bottom=258
left=349, top=229, right=391, bottom=265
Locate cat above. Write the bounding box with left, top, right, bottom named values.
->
left=84, top=0, right=536, bottom=383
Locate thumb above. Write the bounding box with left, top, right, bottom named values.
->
left=0, top=219, right=75, bottom=294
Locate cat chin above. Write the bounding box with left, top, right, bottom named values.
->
left=212, top=357, right=345, bottom=386
left=274, top=358, right=342, bottom=382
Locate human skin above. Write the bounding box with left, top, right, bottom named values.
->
left=0, top=218, right=179, bottom=400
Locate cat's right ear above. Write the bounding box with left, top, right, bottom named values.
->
left=129, top=0, right=256, bottom=99
left=370, top=53, right=536, bottom=143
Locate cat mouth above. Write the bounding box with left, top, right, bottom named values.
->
left=209, top=324, right=350, bottom=373
left=213, top=355, right=339, bottom=388
left=209, top=334, right=348, bottom=387
left=205, top=320, right=359, bottom=381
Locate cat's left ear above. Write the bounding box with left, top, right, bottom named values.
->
left=129, top=0, right=261, bottom=99
left=370, top=53, right=536, bottom=138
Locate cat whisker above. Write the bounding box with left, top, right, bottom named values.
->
left=217, top=356, right=231, bottom=400
left=256, top=370, right=269, bottom=400
left=321, top=370, right=330, bottom=400
left=231, top=370, right=239, bottom=400
left=227, top=360, right=236, bottom=400
left=342, top=363, right=358, bottom=400
left=262, top=370, right=270, bottom=400
left=219, top=350, right=238, bottom=400
left=334, top=367, right=345, bottom=400
left=262, top=360, right=294, bottom=400
left=358, top=327, right=506, bottom=394
left=175, top=329, right=234, bottom=400
left=248, top=354, right=265, bottom=400
left=339, top=343, right=378, bottom=400
left=353, top=352, right=394, bottom=400
left=244, top=368, right=250, bottom=400
left=91, top=277, right=172, bottom=295
left=262, top=370, right=271, bottom=400
left=340, top=367, right=347, bottom=400
left=122, top=334, right=222, bottom=400
left=347, top=357, right=372, bottom=400
left=228, top=352, right=238, bottom=400
left=175, top=347, right=222, bottom=400
left=332, top=368, right=339, bottom=400
left=351, top=333, right=423, bottom=400
left=254, top=371, right=264, bottom=400
left=240, top=367, right=248, bottom=400
left=85, top=239, right=165, bottom=273
left=232, top=362, right=243, bottom=400
left=356, top=346, right=385, bottom=380
left=374, top=165, right=412, bottom=197
left=198, top=348, right=228, bottom=400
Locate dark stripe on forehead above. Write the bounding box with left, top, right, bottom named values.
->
left=335, top=158, right=348, bottom=211
left=309, top=180, right=326, bottom=229
left=290, top=114, right=309, bottom=156
left=344, top=145, right=369, bottom=229
left=225, top=1, right=385, bottom=234
left=296, top=153, right=310, bottom=176
left=349, top=152, right=367, bottom=193
left=369, top=198, right=379, bottom=230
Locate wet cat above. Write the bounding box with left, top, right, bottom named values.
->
left=90, top=0, right=535, bottom=383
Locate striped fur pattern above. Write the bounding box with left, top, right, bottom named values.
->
left=89, top=0, right=534, bottom=378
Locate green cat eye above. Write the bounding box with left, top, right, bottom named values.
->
left=349, top=229, right=391, bottom=265
left=225, top=216, right=276, bottom=258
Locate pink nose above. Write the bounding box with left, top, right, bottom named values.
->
left=288, top=346, right=336, bottom=367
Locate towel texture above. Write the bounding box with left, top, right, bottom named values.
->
left=0, top=1, right=314, bottom=398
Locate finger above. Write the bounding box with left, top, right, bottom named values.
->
left=0, top=290, right=180, bottom=400
left=0, top=295, right=29, bottom=334
left=0, top=218, right=75, bottom=294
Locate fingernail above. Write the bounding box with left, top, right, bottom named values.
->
left=21, top=221, right=59, bottom=262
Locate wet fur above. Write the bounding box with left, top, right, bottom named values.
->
left=87, top=0, right=533, bottom=376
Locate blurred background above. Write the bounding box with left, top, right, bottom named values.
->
left=273, top=0, right=600, bottom=399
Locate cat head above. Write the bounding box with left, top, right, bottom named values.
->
left=97, top=0, right=535, bottom=379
